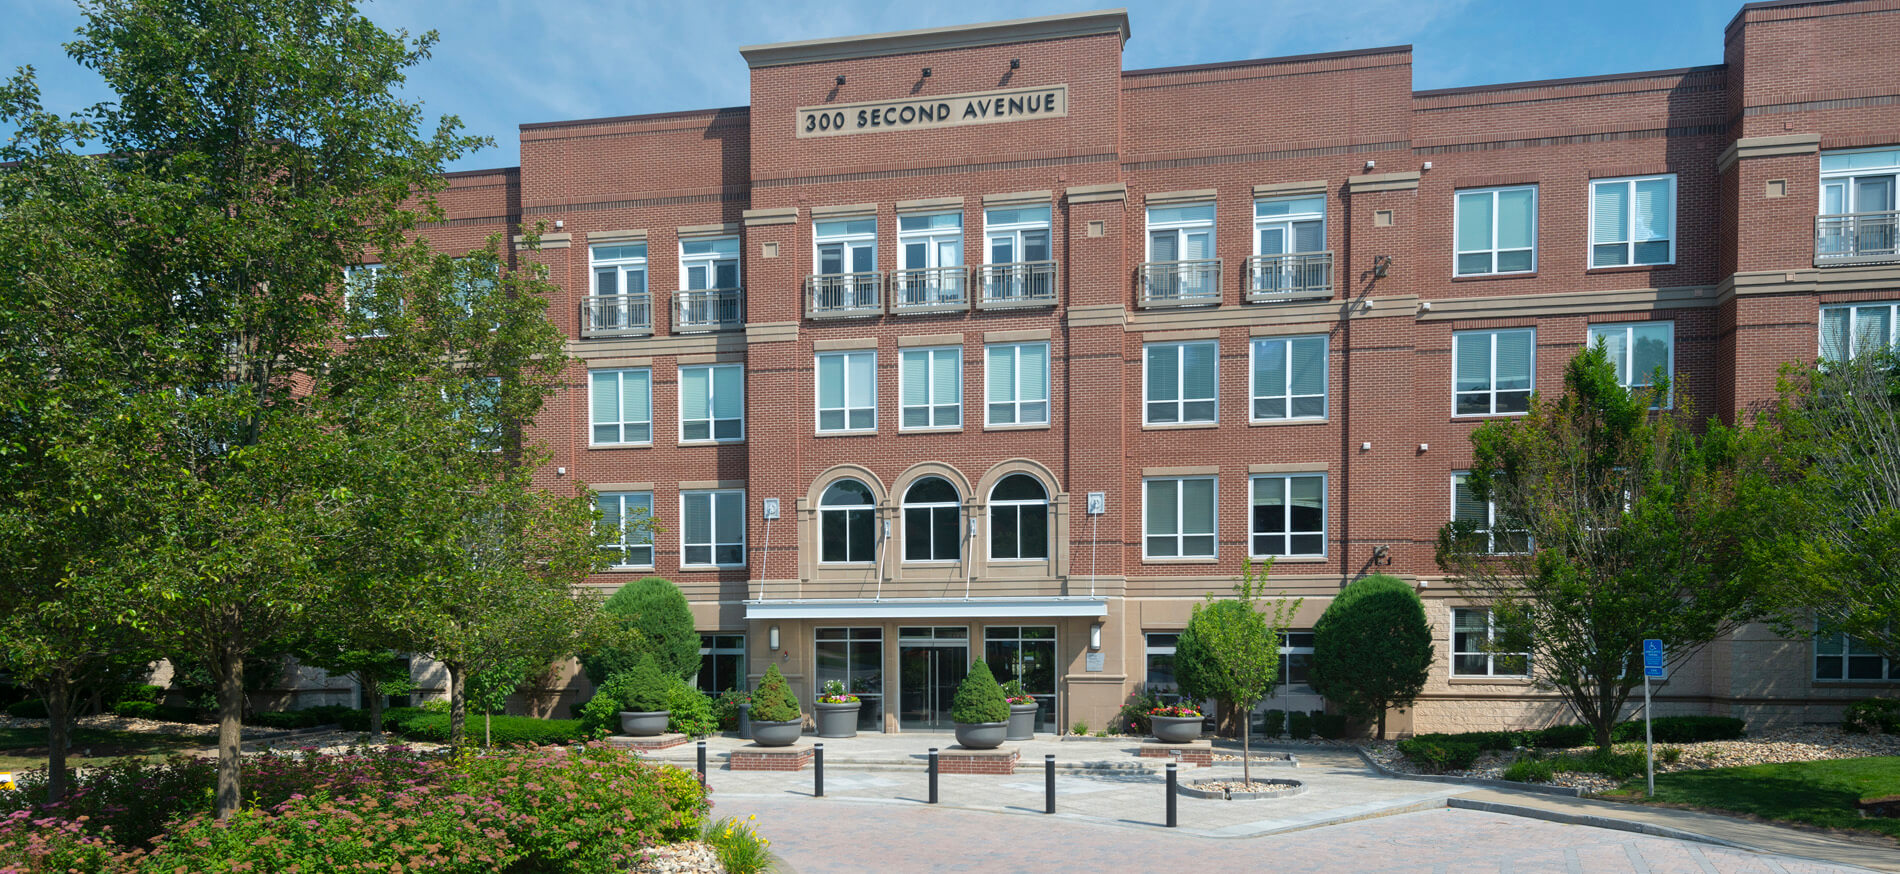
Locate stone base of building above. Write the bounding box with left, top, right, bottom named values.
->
left=1139, top=739, right=1213, bottom=767
left=941, top=746, right=1019, bottom=775
left=730, top=741, right=815, bottom=771
left=605, top=733, right=690, bottom=752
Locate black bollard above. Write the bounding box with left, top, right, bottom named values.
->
left=696, top=740, right=707, bottom=780
left=1165, top=761, right=1178, bottom=828
left=814, top=743, right=825, bottom=797
left=928, top=747, right=939, bottom=804
left=1044, top=754, right=1055, bottom=814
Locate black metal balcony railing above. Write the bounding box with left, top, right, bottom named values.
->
left=976, top=261, right=1059, bottom=309
left=582, top=293, right=652, bottom=337
left=672, top=288, right=743, bottom=333
left=1138, top=259, right=1223, bottom=308
left=1246, top=252, right=1334, bottom=302
left=805, top=272, right=884, bottom=318
left=889, top=267, right=970, bottom=313
left=1816, top=211, right=1900, bottom=265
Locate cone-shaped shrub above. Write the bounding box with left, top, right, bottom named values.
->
left=582, top=577, right=701, bottom=684
left=749, top=664, right=800, bottom=723
left=951, top=660, right=1010, bottom=724
left=618, top=654, right=673, bottom=713
left=1309, top=573, right=1433, bottom=739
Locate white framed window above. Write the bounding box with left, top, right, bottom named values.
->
left=815, top=218, right=877, bottom=275
left=589, top=368, right=652, bottom=446
left=985, top=204, right=1052, bottom=266
left=816, top=350, right=877, bottom=433
left=1587, top=322, right=1674, bottom=406
left=1452, top=473, right=1531, bottom=555
left=681, top=236, right=740, bottom=291
left=1453, top=328, right=1535, bottom=416
left=1451, top=608, right=1530, bottom=677
left=1820, top=301, right=1900, bottom=361
left=597, top=491, right=654, bottom=568
left=988, top=473, right=1049, bottom=561
left=1454, top=186, right=1537, bottom=276
left=1814, top=622, right=1898, bottom=682
left=591, top=243, right=648, bottom=297
left=1278, top=630, right=1315, bottom=688
left=899, top=212, right=963, bottom=270
left=1250, top=474, right=1325, bottom=558
left=1819, top=148, right=1899, bottom=260
left=1144, top=632, right=1181, bottom=689
left=680, top=364, right=744, bottom=443
left=682, top=489, right=745, bottom=567
left=818, top=479, right=877, bottom=564
left=985, top=342, right=1049, bottom=426
left=1589, top=175, right=1675, bottom=267
left=1144, top=340, right=1218, bottom=424
left=1144, top=476, right=1217, bottom=559
left=459, top=376, right=504, bottom=453
left=1250, top=335, right=1326, bottom=420
left=1146, top=202, right=1215, bottom=264
left=1254, top=195, right=1325, bottom=257
left=903, top=476, right=962, bottom=563
left=343, top=263, right=388, bottom=333
left=900, top=347, right=961, bottom=430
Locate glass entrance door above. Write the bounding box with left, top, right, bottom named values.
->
left=897, top=627, right=968, bottom=731
left=984, top=626, right=1057, bottom=733
left=815, top=627, right=884, bottom=732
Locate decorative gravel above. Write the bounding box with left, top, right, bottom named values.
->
left=2, top=714, right=215, bottom=737
left=628, top=841, right=724, bottom=873
left=1211, top=752, right=1295, bottom=762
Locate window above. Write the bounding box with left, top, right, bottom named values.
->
left=1250, top=474, right=1325, bottom=558
left=1145, top=341, right=1218, bottom=424
left=1251, top=335, right=1326, bottom=420
left=1147, top=203, right=1215, bottom=264
left=1452, top=473, right=1531, bottom=554
left=815, top=218, right=877, bottom=275
left=1821, top=302, right=1900, bottom=361
left=1451, top=608, right=1530, bottom=677
left=681, top=489, right=745, bottom=567
left=985, top=205, right=1052, bottom=266
left=900, top=347, right=961, bottom=429
left=1588, top=322, right=1674, bottom=405
left=1254, top=196, right=1325, bottom=257
left=818, top=479, right=877, bottom=564
left=1453, top=328, right=1534, bottom=416
left=985, top=342, right=1049, bottom=426
left=343, top=263, right=388, bottom=332
left=1144, top=632, right=1180, bottom=689
left=1589, top=175, right=1675, bottom=267
left=460, top=376, right=504, bottom=453
left=1819, top=147, right=1899, bottom=259
left=816, top=350, right=877, bottom=433
left=597, top=492, right=654, bottom=567
left=896, top=212, right=963, bottom=306
left=1455, top=186, right=1536, bottom=275
left=988, top=474, right=1049, bottom=561
left=697, top=634, right=746, bottom=694
left=1278, top=631, right=1315, bottom=688
left=815, top=627, right=884, bottom=731
left=903, top=476, right=961, bottom=563
left=679, top=364, right=744, bottom=442
left=680, top=236, right=740, bottom=291
left=1814, top=624, right=1898, bottom=681
left=591, top=243, right=648, bottom=298
left=985, top=626, right=1056, bottom=732
left=1143, top=477, right=1216, bottom=559
left=589, top=368, right=652, bottom=445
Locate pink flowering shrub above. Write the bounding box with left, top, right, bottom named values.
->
left=0, top=812, right=122, bottom=873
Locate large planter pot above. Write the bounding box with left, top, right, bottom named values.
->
left=1005, top=702, right=1040, bottom=741
left=750, top=718, right=803, bottom=747
left=814, top=700, right=861, bottom=738
left=1150, top=714, right=1204, bottom=744
left=620, top=710, right=669, bottom=737
left=953, top=721, right=1008, bottom=750
left=735, top=700, right=752, bottom=740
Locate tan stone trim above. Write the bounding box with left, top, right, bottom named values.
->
left=1140, top=421, right=1218, bottom=431
left=897, top=332, right=964, bottom=347
left=1249, top=417, right=1329, bottom=427
left=586, top=230, right=647, bottom=245
left=1129, top=297, right=1412, bottom=332
left=1066, top=304, right=1127, bottom=328
left=1346, top=171, right=1421, bottom=193
left=588, top=357, right=654, bottom=369
left=1715, top=264, right=1900, bottom=304
left=745, top=321, right=799, bottom=344
left=896, top=196, right=965, bottom=212
left=1143, top=465, right=1218, bottom=477
left=983, top=422, right=1051, bottom=432
left=1249, top=462, right=1329, bottom=474
left=811, top=202, right=878, bottom=218
left=1144, top=188, right=1216, bottom=206
left=680, top=480, right=746, bottom=490
left=677, top=352, right=747, bottom=365
left=513, top=232, right=572, bottom=250
left=982, top=190, right=1054, bottom=207
left=1248, top=323, right=1335, bottom=338
left=1416, top=285, right=1717, bottom=321
left=738, top=10, right=1129, bottom=68
left=1254, top=181, right=1328, bottom=198
left=813, top=337, right=878, bottom=351
left=677, top=222, right=740, bottom=237
left=589, top=482, right=655, bottom=492
left=1142, top=329, right=1220, bottom=342
left=742, top=207, right=798, bottom=227
left=568, top=333, right=747, bottom=359
left=984, top=328, right=1052, bottom=343
left=1715, top=133, right=1821, bottom=175
left=1066, top=183, right=1127, bottom=204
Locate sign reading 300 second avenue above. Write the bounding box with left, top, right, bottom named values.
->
left=797, top=84, right=1068, bottom=138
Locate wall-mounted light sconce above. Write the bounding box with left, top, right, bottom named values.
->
left=1010, top=58, right=1020, bottom=69
left=555, top=466, right=566, bottom=476
left=835, top=75, right=846, bottom=86
left=1372, top=254, right=1392, bottom=278
left=768, top=625, right=780, bottom=651
left=1090, top=623, right=1103, bottom=651
left=1372, top=545, right=1392, bottom=566
left=921, top=67, right=931, bottom=78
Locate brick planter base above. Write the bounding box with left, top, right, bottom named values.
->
left=940, top=746, right=1019, bottom=775
left=605, top=733, right=689, bottom=752
left=1139, top=739, right=1213, bottom=767
left=730, top=741, right=815, bottom=771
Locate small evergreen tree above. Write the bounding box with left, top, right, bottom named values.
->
left=1175, top=559, right=1299, bottom=785
left=951, top=660, right=1011, bottom=724
left=749, top=664, right=800, bottom=723
left=1308, top=574, right=1433, bottom=739
left=582, top=577, right=699, bottom=683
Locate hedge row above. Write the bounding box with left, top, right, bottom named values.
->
left=395, top=713, right=586, bottom=746
left=1397, top=716, right=1745, bottom=773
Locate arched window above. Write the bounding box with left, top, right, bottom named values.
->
left=989, top=474, right=1049, bottom=560
left=820, top=479, right=877, bottom=563
left=903, top=477, right=961, bottom=562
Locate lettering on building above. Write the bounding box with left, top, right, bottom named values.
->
left=797, top=84, right=1069, bottom=138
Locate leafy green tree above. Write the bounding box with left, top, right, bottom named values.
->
left=1308, top=574, right=1432, bottom=739
left=465, top=655, right=536, bottom=748
left=1174, top=559, right=1299, bottom=785
left=582, top=577, right=698, bottom=684
left=1435, top=345, right=1759, bottom=753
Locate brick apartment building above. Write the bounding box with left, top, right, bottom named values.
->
left=351, top=0, right=1900, bottom=735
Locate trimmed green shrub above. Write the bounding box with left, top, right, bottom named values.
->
left=1309, top=574, right=1434, bottom=739
left=665, top=681, right=716, bottom=736
left=1502, top=756, right=1555, bottom=783
left=380, top=706, right=433, bottom=733
left=1529, top=724, right=1592, bottom=749
left=620, top=656, right=673, bottom=713
left=749, top=664, right=800, bottom=723
left=5, top=699, right=48, bottom=719
left=951, top=660, right=1010, bottom=725
left=1287, top=709, right=1313, bottom=740
left=1313, top=712, right=1348, bottom=740
left=711, top=689, right=750, bottom=731
left=1395, top=737, right=1481, bottom=772
left=1612, top=715, right=1745, bottom=744
left=1842, top=698, right=1900, bottom=735
left=1262, top=709, right=1286, bottom=738
left=582, top=577, right=701, bottom=684
left=1113, top=687, right=1163, bottom=736
left=396, top=714, right=584, bottom=746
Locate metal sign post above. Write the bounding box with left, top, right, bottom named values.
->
left=1642, top=638, right=1666, bottom=798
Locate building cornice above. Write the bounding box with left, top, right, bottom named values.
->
left=740, top=9, right=1130, bottom=68
left=1716, top=133, right=1821, bottom=174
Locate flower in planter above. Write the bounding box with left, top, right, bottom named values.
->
left=1149, top=704, right=1203, bottom=719
left=817, top=680, right=859, bottom=704
left=1000, top=679, right=1036, bottom=706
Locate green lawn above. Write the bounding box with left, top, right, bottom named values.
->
left=0, top=726, right=208, bottom=773
left=1605, top=756, right=1900, bottom=840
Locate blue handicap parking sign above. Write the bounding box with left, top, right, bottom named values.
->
left=1643, top=639, right=1664, bottom=667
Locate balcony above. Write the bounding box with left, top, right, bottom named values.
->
left=1246, top=253, right=1333, bottom=302
left=889, top=267, right=970, bottom=314
left=1138, top=259, right=1222, bottom=308
left=582, top=293, right=652, bottom=338
left=1816, top=211, right=1900, bottom=265
left=672, top=288, right=743, bottom=333
left=976, top=261, right=1059, bottom=309
left=806, top=272, right=884, bottom=319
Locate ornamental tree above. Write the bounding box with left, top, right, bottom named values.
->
left=749, top=664, right=800, bottom=724
left=1175, top=558, right=1300, bottom=785
left=582, top=576, right=697, bottom=684
left=1308, top=574, right=1432, bottom=739
left=951, top=660, right=1011, bottom=725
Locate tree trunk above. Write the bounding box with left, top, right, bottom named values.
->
left=1241, top=702, right=1252, bottom=786
left=362, top=669, right=386, bottom=742
left=214, top=646, right=245, bottom=820
left=484, top=709, right=492, bottom=749
left=44, top=678, right=70, bottom=804
left=1377, top=706, right=1388, bottom=741
left=447, top=660, right=467, bottom=748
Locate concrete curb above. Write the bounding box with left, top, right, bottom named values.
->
left=1350, top=746, right=1585, bottom=798
left=1448, top=796, right=1755, bottom=850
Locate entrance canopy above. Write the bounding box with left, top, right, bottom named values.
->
left=743, top=596, right=1108, bottom=621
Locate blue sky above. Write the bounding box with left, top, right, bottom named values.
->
left=4, top=0, right=1740, bottom=172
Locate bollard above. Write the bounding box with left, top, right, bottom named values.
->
left=814, top=743, right=825, bottom=798
left=1165, top=761, right=1178, bottom=828
left=696, top=741, right=707, bottom=780
left=928, top=747, right=939, bottom=804
left=1044, top=754, right=1055, bottom=814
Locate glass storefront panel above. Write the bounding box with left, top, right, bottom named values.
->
left=985, top=625, right=1057, bottom=732
left=815, top=627, right=884, bottom=731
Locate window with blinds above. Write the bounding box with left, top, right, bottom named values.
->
left=1452, top=608, right=1530, bottom=677
left=680, top=364, right=744, bottom=442
left=589, top=368, right=652, bottom=445
left=682, top=489, right=745, bottom=567
left=680, top=236, right=740, bottom=290
left=1145, top=340, right=1219, bottom=424
left=1144, top=476, right=1217, bottom=559
left=1589, top=176, right=1675, bottom=268
left=1250, top=474, right=1325, bottom=558
left=1146, top=202, right=1215, bottom=262
left=1452, top=473, right=1531, bottom=555
left=1254, top=196, right=1325, bottom=255
left=816, top=350, right=877, bottom=432
left=900, top=347, right=961, bottom=429
left=1820, top=302, right=1900, bottom=361
left=1587, top=322, right=1674, bottom=406
left=591, top=244, right=648, bottom=296
left=1251, top=335, right=1327, bottom=420
left=1453, top=328, right=1534, bottom=416
left=596, top=492, right=654, bottom=567
left=986, top=342, right=1049, bottom=426
left=1454, top=186, right=1537, bottom=275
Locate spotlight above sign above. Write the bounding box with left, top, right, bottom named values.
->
left=797, top=84, right=1068, bottom=138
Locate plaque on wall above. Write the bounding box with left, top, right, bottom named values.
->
left=1085, top=652, right=1105, bottom=672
